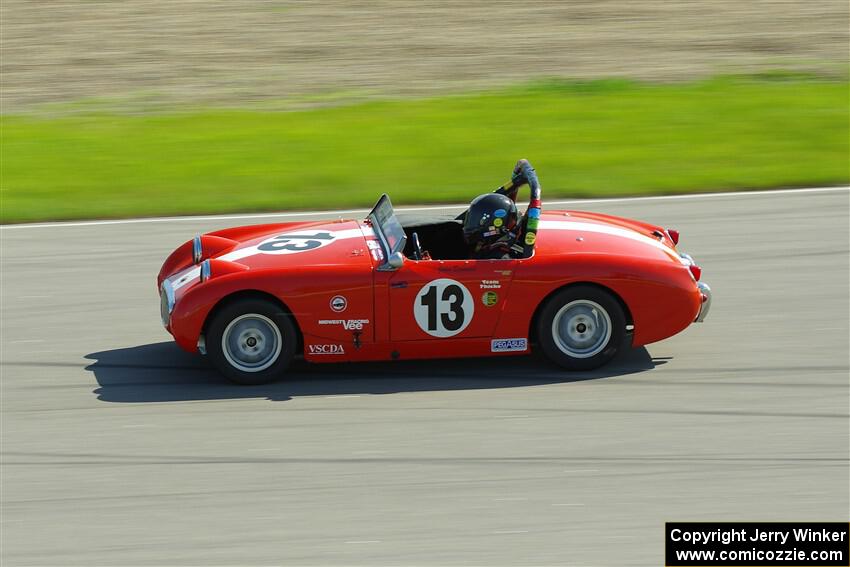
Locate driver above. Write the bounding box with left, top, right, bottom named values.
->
left=462, top=193, right=519, bottom=259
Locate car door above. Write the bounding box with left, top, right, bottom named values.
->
left=387, top=258, right=515, bottom=341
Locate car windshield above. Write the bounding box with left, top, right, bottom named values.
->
left=367, top=194, right=406, bottom=258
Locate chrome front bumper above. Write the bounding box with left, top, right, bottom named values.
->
left=160, top=279, right=175, bottom=328
left=695, top=281, right=712, bottom=323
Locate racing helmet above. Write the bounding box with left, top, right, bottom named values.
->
left=462, top=193, right=518, bottom=248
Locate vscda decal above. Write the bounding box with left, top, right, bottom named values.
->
left=491, top=338, right=527, bottom=352
left=308, top=344, right=345, bottom=355
left=257, top=231, right=336, bottom=255
left=414, top=279, right=474, bottom=338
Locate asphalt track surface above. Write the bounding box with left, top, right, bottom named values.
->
left=2, top=189, right=848, bottom=566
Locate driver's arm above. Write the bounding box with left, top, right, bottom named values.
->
left=495, top=160, right=534, bottom=203
left=456, top=161, right=529, bottom=222
left=494, top=178, right=520, bottom=203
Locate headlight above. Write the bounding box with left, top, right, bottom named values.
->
left=192, top=235, right=203, bottom=264
left=200, top=259, right=211, bottom=282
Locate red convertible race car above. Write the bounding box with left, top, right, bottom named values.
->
left=158, top=160, right=711, bottom=384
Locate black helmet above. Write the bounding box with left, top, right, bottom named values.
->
left=462, top=193, right=518, bottom=248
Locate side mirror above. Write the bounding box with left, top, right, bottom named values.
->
left=378, top=251, right=405, bottom=271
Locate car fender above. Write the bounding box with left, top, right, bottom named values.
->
left=495, top=252, right=700, bottom=347
left=169, top=265, right=374, bottom=353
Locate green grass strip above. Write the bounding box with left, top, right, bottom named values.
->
left=1, top=75, right=847, bottom=223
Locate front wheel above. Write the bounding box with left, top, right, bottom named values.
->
left=536, top=286, right=627, bottom=371
left=206, top=298, right=297, bottom=385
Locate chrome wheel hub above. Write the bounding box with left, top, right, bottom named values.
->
left=222, top=314, right=282, bottom=373
left=552, top=299, right=612, bottom=359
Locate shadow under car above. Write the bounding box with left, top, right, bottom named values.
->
left=85, top=342, right=664, bottom=403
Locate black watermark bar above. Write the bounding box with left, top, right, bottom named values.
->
left=666, top=522, right=849, bottom=567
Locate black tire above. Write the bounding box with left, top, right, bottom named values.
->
left=206, top=298, right=297, bottom=385
left=536, top=285, right=627, bottom=371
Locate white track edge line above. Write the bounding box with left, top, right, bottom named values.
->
left=2, top=186, right=847, bottom=230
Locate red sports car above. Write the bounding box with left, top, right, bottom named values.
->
left=158, top=160, right=711, bottom=384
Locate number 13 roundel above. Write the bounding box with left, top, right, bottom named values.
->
left=413, top=279, right=474, bottom=337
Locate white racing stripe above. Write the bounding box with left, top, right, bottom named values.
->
left=539, top=219, right=682, bottom=261
left=3, top=186, right=847, bottom=230
left=170, top=226, right=371, bottom=290
left=171, top=220, right=677, bottom=290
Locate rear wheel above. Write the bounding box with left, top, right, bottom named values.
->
left=537, top=285, right=626, bottom=370
left=206, top=298, right=297, bottom=385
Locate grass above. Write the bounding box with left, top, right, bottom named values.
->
left=1, top=75, right=847, bottom=223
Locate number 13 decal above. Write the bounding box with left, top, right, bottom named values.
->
left=413, top=279, right=474, bottom=337
left=257, top=232, right=335, bottom=254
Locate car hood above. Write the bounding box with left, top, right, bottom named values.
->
left=161, top=218, right=376, bottom=294
left=205, top=219, right=373, bottom=268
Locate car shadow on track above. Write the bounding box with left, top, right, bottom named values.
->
left=85, top=342, right=665, bottom=403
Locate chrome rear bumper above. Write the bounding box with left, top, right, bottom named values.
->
left=695, top=281, right=712, bottom=323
